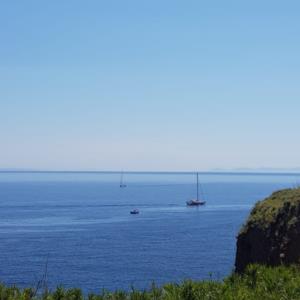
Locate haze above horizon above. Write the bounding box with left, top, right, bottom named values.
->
left=1, top=1, right=300, bottom=171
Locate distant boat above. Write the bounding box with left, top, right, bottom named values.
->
left=120, top=171, right=127, bottom=188
left=186, top=172, right=206, bottom=206
left=130, top=209, right=139, bottom=214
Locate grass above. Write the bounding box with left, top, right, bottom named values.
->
left=2, top=265, right=300, bottom=300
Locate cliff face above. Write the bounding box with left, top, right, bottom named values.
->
left=235, top=188, right=300, bottom=273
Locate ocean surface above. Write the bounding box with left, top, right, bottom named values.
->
left=0, top=172, right=299, bottom=292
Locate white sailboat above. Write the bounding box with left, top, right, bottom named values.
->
left=120, top=171, right=127, bottom=188
left=186, top=172, right=206, bottom=206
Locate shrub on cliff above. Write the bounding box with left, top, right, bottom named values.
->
left=235, top=187, right=300, bottom=273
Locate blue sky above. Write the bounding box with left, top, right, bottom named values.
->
left=1, top=1, right=300, bottom=171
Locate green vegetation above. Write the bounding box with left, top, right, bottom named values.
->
left=235, top=187, right=300, bottom=272
left=2, top=265, right=300, bottom=300
left=240, top=187, right=300, bottom=232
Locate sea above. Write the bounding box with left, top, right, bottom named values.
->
left=0, top=171, right=298, bottom=293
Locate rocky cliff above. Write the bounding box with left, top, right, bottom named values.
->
left=235, top=187, right=300, bottom=272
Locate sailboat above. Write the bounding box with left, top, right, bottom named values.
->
left=186, top=172, right=206, bottom=206
left=119, top=171, right=127, bottom=188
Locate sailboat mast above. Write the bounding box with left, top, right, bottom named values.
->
left=196, top=172, right=199, bottom=200
left=120, top=171, right=123, bottom=185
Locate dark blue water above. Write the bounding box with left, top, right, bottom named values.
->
left=0, top=172, right=298, bottom=292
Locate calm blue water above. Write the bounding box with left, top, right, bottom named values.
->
left=0, top=172, right=298, bottom=292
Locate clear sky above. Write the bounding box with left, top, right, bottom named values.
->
left=1, top=1, right=300, bottom=171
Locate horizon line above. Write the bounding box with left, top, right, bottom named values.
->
left=1, top=169, right=300, bottom=176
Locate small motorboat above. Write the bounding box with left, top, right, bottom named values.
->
left=130, top=209, right=139, bottom=215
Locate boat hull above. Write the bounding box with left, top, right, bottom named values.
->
left=186, top=200, right=206, bottom=206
